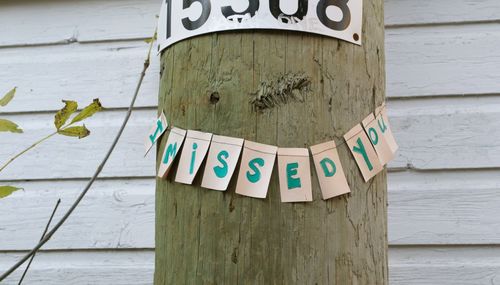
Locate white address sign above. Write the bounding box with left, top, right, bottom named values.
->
left=158, top=0, right=362, bottom=52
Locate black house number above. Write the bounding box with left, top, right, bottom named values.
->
left=165, top=0, right=352, bottom=39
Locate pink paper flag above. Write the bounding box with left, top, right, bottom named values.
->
left=310, top=141, right=351, bottom=200
left=201, top=135, right=244, bottom=191
left=362, top=113, right=396, bottom=166
left=175, top=130, right=213, bottom=185
left=235, top=141, right=278, bottom=199
left=144, top=111, right=168, bottom=156
left=344, top=124, right=383, bottom=182
left=277, top=148, right=313, bottom=203
left=157, top=127, right=186, bottom=178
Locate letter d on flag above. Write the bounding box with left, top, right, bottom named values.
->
left=310, top=141, right=351, bottom=200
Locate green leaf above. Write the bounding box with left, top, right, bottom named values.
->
left=58, top=125, right=90, bottom=139
left=0, top=87, right=16, bottom=107
left=0, top=119, right=23, bottom=133
left=54, top=100, right=78, bottom=130
left=0, top=186, right=22, bottom=199
left=70, top=99, right=103, bottom=124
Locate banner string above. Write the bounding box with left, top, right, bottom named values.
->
left=159, top=104, right=387, bottom=151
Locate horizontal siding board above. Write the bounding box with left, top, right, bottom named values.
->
left=0, top=109, right=156, bottom=180
left=389, top=246, right=500, bottom=285
left=386, top=0, right=500, bottom=26
left=388, top=96, right=500, bottom=170
left=0, top=179, right=154, bottom=250
left=0, top=0, right=159, bottom=47
left=2, top=24, right=499, bottom=113
left=1, top=0, right=499, bottom=47
left=388, top=170, right=500, bottom=245
left=0, top=250, right=154, bottom=285
left=386, top=23, right=500, bottom=98
left=2, top=170, right=500, bottom=251
left=0, top=41, right=160, bottom=113
left=2, top=247, right=499, bottom=285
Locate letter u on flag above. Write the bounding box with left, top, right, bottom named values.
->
left=362, top=113, right=396, bottom=166
left=235, top=141, right=278, bottom=199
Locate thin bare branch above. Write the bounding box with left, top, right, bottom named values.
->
left=18, top=199, right=61, bottom=285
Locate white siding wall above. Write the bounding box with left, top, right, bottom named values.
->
left=1, top=0, right=499, bottom=284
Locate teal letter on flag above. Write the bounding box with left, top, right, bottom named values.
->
left=246, top=158, right=264, bottom=183
left=286, top=162, right=301, bottom=190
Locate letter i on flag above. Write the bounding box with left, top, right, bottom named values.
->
left=310, top=141, right=351, bottom=200
left=157, top=127, right=186, bottom=178
left=145, top=111, right=168, bottom=155
left=235, top=141, right=278, bottom=199
left=175, top=130, right=213, bottom=185
left=344, top=124, right=383, bottom=182
left=201, top=135, right=244, bottom=191
left=277, top=148, right=313, bottom=203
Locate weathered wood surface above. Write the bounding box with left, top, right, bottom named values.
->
left=1, top=0, right=500, bottom=284
left=4, top=246, right=500, bottom=285
left=2, top=169, right=500, bottom=251
left=154, top=1, right=387, bottom=284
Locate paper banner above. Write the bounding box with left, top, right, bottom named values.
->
left=175, top=130, right=213, bottom=185
left=157, top=127, right=186, bottom=178
left=362, top=113, right=396, bottom=165
left=235, top=141, right=278, bottom=199
left=158, top=0, right=363, bottom=53
left=376, top=104, right=399, bottom=155
left=201, top=135, right=244, bottom=191
left=310, top=141, right=351, bottom=200
left=344, top=124, right=383, bottom=182
left=144, top=112, right=168, bottom=155
left=277, top=148, right=313, bottom=203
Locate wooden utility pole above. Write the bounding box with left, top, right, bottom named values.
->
left=155, top=1, right=387, bottom=284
